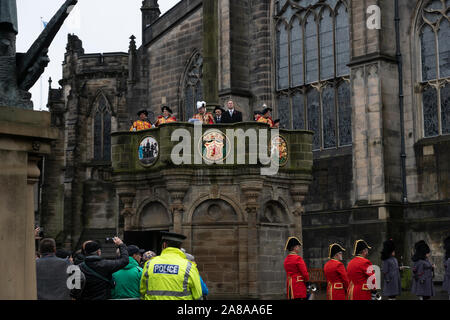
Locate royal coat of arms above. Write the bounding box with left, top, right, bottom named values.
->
left=200, top=129, right=227, bottom=163
left=271, top=135, right=288, bottom=166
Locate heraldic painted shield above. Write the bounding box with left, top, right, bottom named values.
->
left=200, top=129, right=228, bottom=163
left=271, top=135, right=288, bottom=166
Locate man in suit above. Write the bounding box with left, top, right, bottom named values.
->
left=222, top=100, right=243, bottom=124
left=214, top=106, right=225, bottom=123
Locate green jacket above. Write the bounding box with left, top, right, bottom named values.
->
left=111, top=257, right=143, bottom=299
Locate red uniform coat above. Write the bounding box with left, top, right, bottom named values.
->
left=346, top=256, right=376, bottom=300
left=284, top=254, right=309, bottom=299
left=324, top=259, right=349, bottom=300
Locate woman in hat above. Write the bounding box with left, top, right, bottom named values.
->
left=155, top=106, right=177, bottom=127
left=323, top=243, right=349, bottom=300
left=411, top=240, right=435, bottom=300
left=130, top=110, right=153, bottom=131
left=381, top=239, right=402, bottom=300
left=283, top=236, right=309, bottom=300
left=443, top=236, right=450, bottom=300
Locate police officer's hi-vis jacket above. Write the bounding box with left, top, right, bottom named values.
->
left=139, top=247, right=203, bottom=300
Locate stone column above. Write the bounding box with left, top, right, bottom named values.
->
left=163, top=171, right=192, bottom=235
left=240, top=179, right=263, bottom=298
left=203, top=0, right=220, bottom=110
left=118, top=192, right=136, bottom=231
left=290, top=183, right=309, bottom=256
left=0, top=106, right=57, bottom=299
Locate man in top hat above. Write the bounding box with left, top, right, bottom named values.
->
left=140, top=231, right=202, bottom=300
left=221, top=99, right=243, bottom=124
left=283, top=236, right=309, bottom=300
left=346, top=239, right=376, bottom=300
left=411, top=240, right=435, bottom=300
left=130, top=109, right=153, bottom=131
left=323, top=243, right=349, bottom=300
left=193, top=101, right=214, bottom=124
left=381, top=239, right=402, bottom=300
left=155, top=106, right=177, bottom=127
left=256, top=105, right=274, bottom=127
left=213, top=106, right=225, bottom=123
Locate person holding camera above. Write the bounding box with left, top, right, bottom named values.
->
left=78, top=237, right=129, bottom=300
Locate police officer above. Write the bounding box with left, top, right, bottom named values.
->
left=323, top=243, right=349, bottom=300
left=139, top=231, right=202, bottom=300
left=347, top=239, right=376, bottom=300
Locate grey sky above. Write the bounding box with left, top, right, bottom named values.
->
left=16, top=0, right=180, bottom=110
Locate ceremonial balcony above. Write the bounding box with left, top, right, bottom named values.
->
left=111, top=121, right=313, bottom=299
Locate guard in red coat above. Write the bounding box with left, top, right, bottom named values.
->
left=283, top=236, right=309, bottom=300
left=347, top=239, right=376, bottom=300
left=324, top=243, right=349, bottom=300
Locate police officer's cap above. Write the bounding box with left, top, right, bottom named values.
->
left=328, top=243, right=345, bottom=259
left=160, top=231, right=187, bottom=243
left=137, top=109, right=148, bottom=117
left=352, top=239, right=372, bottom=256
left=284, top=236, right=302, bottom=251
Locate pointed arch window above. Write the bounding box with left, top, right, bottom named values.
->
left=275, top=0, right=351, bottom=151
left=182, top=53, right=203, bottom=120
left=93, top=95, right=112, bottom=161
left=418, top=0, right=450, bottom=138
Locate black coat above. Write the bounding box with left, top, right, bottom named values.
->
left=221, top=109, right=242, bottom=123
left=79, top=244, right=129, bottom=300
left=214, top=116, right=224, bottom=123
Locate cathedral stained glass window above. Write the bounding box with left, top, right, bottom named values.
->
left=275, top=0, right=351, bottom=150
left=183, top=53, right=203, bottom=120
left=93, top=95, right=111, bottom=161
left=419, top=0, right=450, bottom=138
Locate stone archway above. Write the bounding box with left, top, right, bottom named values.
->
left=139, top=201, right=171, bottom=229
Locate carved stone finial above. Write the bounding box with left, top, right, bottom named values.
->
left=0, top=0, right=78, bottom=109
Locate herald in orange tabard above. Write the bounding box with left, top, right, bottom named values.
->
left=155, top=115, right=177, bottom=127
left=323, top=259, right=349, bottom=300
left=346, top=256, right=375, bottom=300
left=284, top=254, right=309, bottom=299
left=193, top=112, right=215, bottom=124
left=256, top=114, right=274, bottom=127
left=129, top=120, right=152, bottom=132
